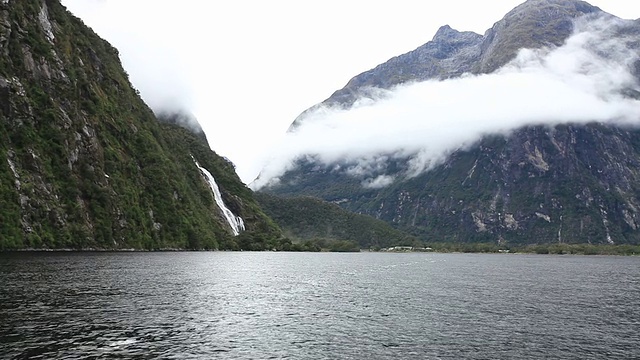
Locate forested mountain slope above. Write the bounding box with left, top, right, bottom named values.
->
left=0, top=0, right=282, bottom=250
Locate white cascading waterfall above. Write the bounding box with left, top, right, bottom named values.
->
left=192, top=157, right=245, bottom=236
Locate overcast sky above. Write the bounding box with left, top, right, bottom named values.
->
left=60, top=0, right=640, bottom=182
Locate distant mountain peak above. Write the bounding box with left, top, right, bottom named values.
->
left=497, top=0, right=602, bottom=29
left=433, top=25, right=458, bottom=39
left=315, top=0, right=607, bottom=106
left=431, top=24, right=480, bottom=45
left=478, top=0, right=602, bottom=73
left=266, top=0, right=640, bottom=246
left=510, top=0, right=600, bottom=13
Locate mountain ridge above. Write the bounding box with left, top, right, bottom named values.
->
left=263, top=0, right=640, bottom=245
left=290, top=0, right=603, bottom=130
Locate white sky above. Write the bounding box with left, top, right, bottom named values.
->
left=59, top=0, right=640, bottom=182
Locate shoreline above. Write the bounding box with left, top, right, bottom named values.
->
left=1, top=247, right=638, bottom=256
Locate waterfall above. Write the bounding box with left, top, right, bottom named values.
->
left=193, top=157, right=245, bottom=236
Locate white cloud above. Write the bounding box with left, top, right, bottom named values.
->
left=362, top=175, right=396, bottom=189
left=60, top=1, right=640, bottom=183
left=252, top=15, right=640, bottom=190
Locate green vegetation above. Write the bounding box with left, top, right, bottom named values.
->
left=255, top=193, right=418, bottom=250
left=266, top=0, right=640, bottom=248
left=267, top=124, right=640, bottom=246
left=420, top=242, right=640, bottom=255
left=0, top=0, right=282, bottom=250
left=4, top=0, right=637, bottom=252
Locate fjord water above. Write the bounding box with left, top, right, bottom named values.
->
left=1, top=253, right=638, bottom=359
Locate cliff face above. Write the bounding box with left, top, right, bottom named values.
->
left=265, top=0, right=640, bottom=245
left=363, top=125, right=640, bottom=244
left=0, top=0, right=281, bottom=250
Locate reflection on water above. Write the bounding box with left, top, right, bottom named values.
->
left=1, top=252, right=639, bottom=359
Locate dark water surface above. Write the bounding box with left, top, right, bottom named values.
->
left=0, top=252, right=639, bottom=359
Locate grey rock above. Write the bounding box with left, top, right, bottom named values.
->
left=271, top=0, right=640, bottom=245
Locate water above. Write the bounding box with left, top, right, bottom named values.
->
left=0, top=252, right=639, bottom=359
left=193, top=157, right=245, bottom=235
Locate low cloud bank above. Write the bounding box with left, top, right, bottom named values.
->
left=252, top=16, right=640, bottom=190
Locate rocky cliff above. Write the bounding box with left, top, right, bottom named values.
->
left=290, top=0, right=602, bottom=129
left=264, top=0, right=640, bottom=245
left=0, top=0, right=282, bottom=250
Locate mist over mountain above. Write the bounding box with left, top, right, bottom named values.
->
left=156, top=110, right=207, bottom=141
left=260, top=0, right=640, bottom=245
left=0, top=0, right=284, bottom=250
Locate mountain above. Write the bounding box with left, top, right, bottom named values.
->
left=0, top=0, right=284, bottom=250
left=255, top=193, right=418, bottom=249
left=156, top=110, right=208, bottom=143
left=290, top=0, right=602, bottom=129
left=262, top=0, right=640, bottom=245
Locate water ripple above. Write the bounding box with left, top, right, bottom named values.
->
left=0, top=252, right=639, bottom=359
